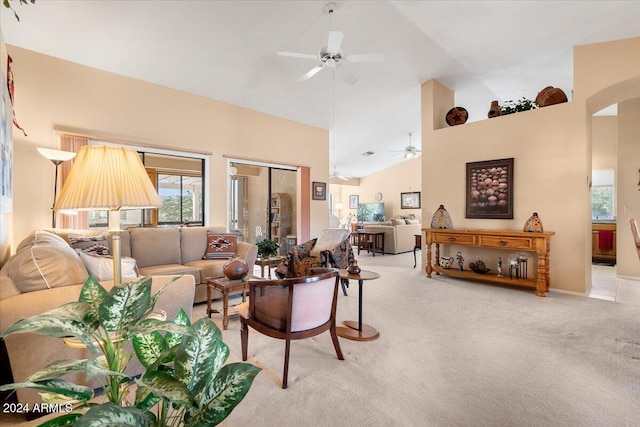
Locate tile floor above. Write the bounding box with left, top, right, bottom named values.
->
left=587, top=264, right=640, bottom=305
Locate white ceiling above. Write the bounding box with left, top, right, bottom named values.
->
left=2, top=1, right=639, bottom=177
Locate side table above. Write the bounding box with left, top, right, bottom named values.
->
left=255, top=256, right=284, bottom=279
left=336, top=269, right=380, bottom=341
left=206, top=276, right=255, bottom=330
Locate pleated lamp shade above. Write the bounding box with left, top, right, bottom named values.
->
left=54, top=145, right=162, bottom=212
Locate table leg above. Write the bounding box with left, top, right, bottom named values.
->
left=206, top=283, right=212, bottom=318
left=414, top=246, right=418, bottom=268
left=260, top=264, right=266, bottom=278
left=336, top=279, right=379, bottom=341
left=222, top=290, right=229, bottom=330
left=371, top=235, right=376, bottom=257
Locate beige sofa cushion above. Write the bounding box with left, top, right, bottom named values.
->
left=130, top=227, right=181, bottom=268
left=3, top=230, right=89, bottom=295
left=179, top=226, right=226, bottom=263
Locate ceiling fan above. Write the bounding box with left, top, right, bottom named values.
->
left=277, top=3, right=383, bottom=85
left=391, top=132, right=422, bottom=159
left=330, top=166, right=352, bottom=181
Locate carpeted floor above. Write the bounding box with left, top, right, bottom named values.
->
left=4, top=252, right=640, bottom=426
left=213, top=252, right=640, bottom=426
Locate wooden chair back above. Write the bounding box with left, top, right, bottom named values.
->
left=240, top=268, right=343, bottom=388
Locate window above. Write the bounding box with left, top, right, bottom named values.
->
left=87, top=143, right=206, bottom=229
left=591, top=169, right=615, bottom=220
left=157, top=173, right=203, bottom=226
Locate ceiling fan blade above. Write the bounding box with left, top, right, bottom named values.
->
left=297, top=65, right=324, bottom=82
left=338, top=176, right=349, bottom=181
left=346, top=52, right=384, bottom=63
left=327, top=31, right=344, bottom=53
left=337, top=65, right=357, bottom=85
left=278, top=51, right=318, bottom=60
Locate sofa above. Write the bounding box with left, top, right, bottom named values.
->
left=0, top=226, right=258, bottom=408
left=361, top=219, right=422, bottom=254
left=0, top=226, right=257, bottom=304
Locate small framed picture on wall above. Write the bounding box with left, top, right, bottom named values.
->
left=312, top=181, right=326, bottom=200
left=401, top=192, right=421, bottom=209
left=349, top=195, right=359, bottom=209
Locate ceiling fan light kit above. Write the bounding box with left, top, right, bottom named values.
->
left=391, top=132, right=422, bottom=160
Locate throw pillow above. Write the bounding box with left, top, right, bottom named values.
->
left=203, top=232, right=238, bottom=259
left=310, top=229, right=350, bottom=257
left=391, top=218, right=405, bottom=226
left=78, top=252, right=138, bottom=281
left=5, top=230, right=89, bottom=294
left=69, top=233, right=110, bottom=255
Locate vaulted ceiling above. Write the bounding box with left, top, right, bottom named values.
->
left=2, top=1, right=639, bottom=177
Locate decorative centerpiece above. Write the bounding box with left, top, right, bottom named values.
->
left=347, top=259, right=361, bottom=275
left=224, top=254, right=249, bottom=280
left=469, top=260, right=490, bottom=274
left=431, top=204, right=453, bottom=229
left=523, top=212, right=544, bottom=232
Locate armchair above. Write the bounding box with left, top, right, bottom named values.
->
left=238, top=268, right=344, bottom=389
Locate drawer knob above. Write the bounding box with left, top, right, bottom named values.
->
left=499, top=240, right=508, bottom=246
left=448, top=237, right=457, bottom=242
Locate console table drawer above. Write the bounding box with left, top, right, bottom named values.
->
left=432, top=233, right=476, bottom=245
left=477, top=235, right=534, bottom=250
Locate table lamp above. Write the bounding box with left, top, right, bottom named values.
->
left=54, top=146, right=162, bottom=284
left=37, top=147, right=77, bottom=228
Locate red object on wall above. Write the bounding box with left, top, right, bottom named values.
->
left=598, top=230, right=614, bottom=250
left=7, top=54, right=27, bottom=136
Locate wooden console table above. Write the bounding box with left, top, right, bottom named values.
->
left=423, top=228, right=554, bottom=297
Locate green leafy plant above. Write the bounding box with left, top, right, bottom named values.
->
left=3, top=0, right=35, bottom=22
left=0, top=275, right=261, bottom=426
left=256, top=239, right=279, bottom=258
left=500, top=97, right=538, bottom=115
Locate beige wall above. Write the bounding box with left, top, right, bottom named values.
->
left=616, top=99, right=640, bottom=277
left=592, top=117, right=617, bottom=170
left=330, top=156, right=422, bottom=225
left=5, top=46, right=330, bottom=253
left=421, top=37, right=640, bottom=293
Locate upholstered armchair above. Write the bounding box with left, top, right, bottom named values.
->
left=238, top=268, right=343, bottom=389
left=274, top=228, right=353, bottom=295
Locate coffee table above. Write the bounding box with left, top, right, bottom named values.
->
left=336, top=269, right=380, bottom=341
left=206, top=276, right=255, bottom=330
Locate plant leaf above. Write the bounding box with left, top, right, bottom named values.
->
left=185, top=362, right=261, bottom=427
left=175, top=318, right=227, bottom=404
left=99, top=277, right=152, bottom=331
left=0, top=379, right=94, bottom=402
left=24, top=359, right=88, bottom=382
left=132, top=331, right=166, bottom=369
left=134, top=384, right=161, bottom=412
left=74, top=402, right=155, bottom=427
left=164, top=307, right=191, bottom=349
left=136, top=370, right=195, bottom=408
left=147, top=275, right=181, bottom=316
left=128, top=319, right=193, bottom=337
left=0, top=312, right=97, bottom=353
left=78, top=275, right=107, bottom=318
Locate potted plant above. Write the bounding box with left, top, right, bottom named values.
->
left=500, top=97, right=538, bottom=115
left=256, top=239, right=279, bottom=258
left=0, top=275, right=261, bottom=426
